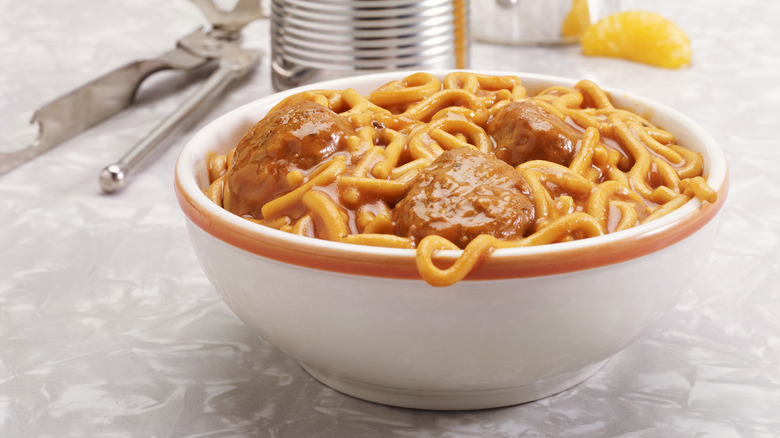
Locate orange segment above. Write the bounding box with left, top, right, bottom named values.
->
left=561, top=0, right=591, bottom=38
left=581, top=11, right=691, bottom=69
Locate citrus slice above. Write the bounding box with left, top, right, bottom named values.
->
left=561, top=0, right=591, bottom=38
left=581, top=11, right=691, bottom=69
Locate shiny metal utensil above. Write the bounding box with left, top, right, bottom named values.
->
left=0, top=0, right=264, bottom=194
left=99, top=43, right=259, bottom=193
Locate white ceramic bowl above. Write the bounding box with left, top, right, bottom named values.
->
left=174, top=71, right=729, bottom=410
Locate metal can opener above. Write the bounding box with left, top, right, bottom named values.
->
left=0, top=0, right=265, bottom=193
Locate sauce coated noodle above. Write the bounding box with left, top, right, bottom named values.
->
left=205, top=72, right=717, bottom=286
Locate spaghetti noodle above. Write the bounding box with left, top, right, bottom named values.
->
left=204, top=72, right=717, bottom=286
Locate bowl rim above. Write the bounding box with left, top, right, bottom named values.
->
left=174, top=70, right=729, bottom=281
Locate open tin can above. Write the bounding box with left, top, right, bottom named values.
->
left=271, top=0, right=469, bottom=90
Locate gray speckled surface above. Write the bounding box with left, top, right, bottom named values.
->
left=1, top=0, right=779, bottom=436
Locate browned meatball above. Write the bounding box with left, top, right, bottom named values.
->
left=225, top=101, right=355, bottom=219
left=487, top=101, right=580, bottom=167
left=392, top=147, right=535, bottom=248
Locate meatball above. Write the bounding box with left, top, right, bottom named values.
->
left=487, top=100, right=580, bottom=167
left=392, top=147, right=535, bottom=248
left=225, top=101, right=355, bottom=219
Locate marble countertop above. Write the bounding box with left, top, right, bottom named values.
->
left=1, top=0, right=779, bottom=436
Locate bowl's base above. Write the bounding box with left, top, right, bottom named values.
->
left=299, top=360, right=607, bottom=410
